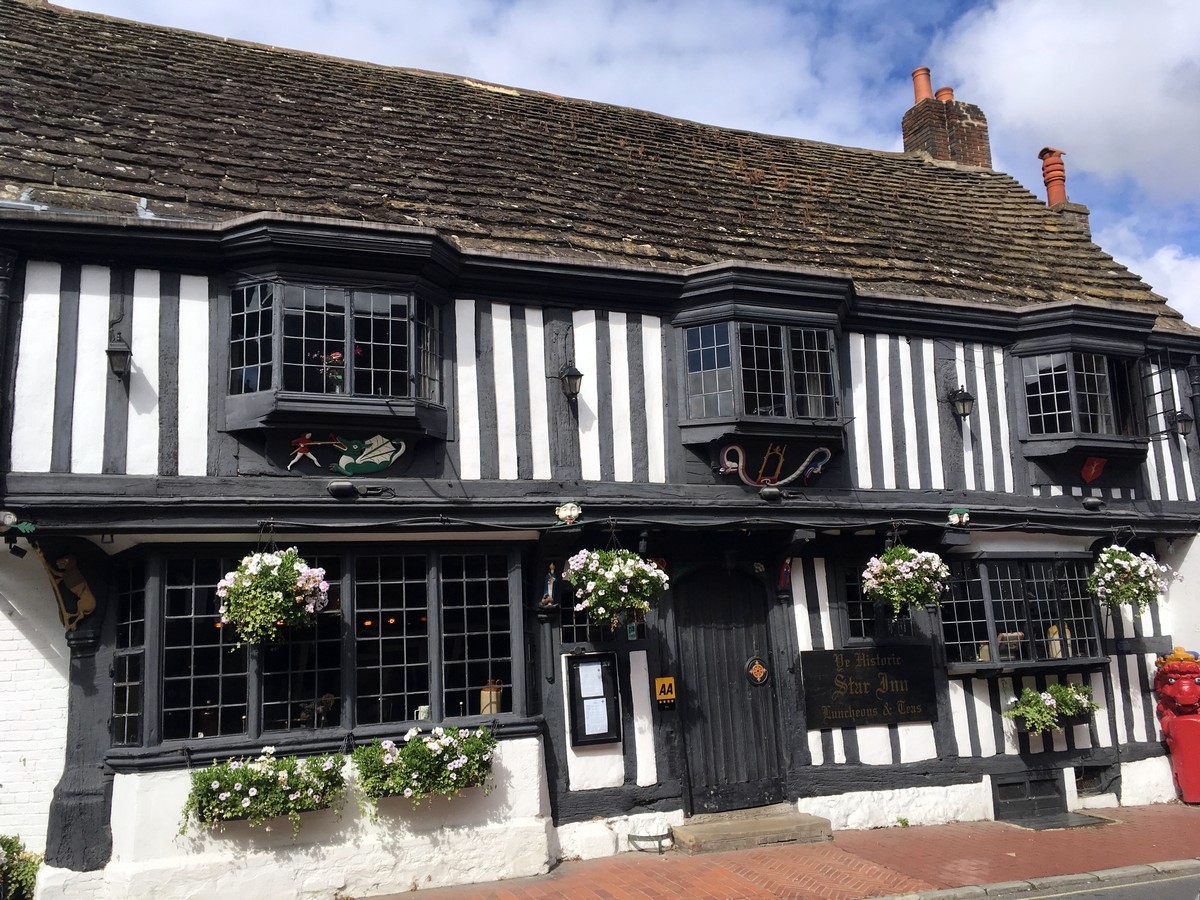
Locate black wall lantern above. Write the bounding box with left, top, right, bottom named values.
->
left=106, top=335, right=132, bottom=378
left=948, top=385, right=975, bottom=419
left=1167, top=409, right=1195, bottom=438
left=559, top=364, right=583, bottom=401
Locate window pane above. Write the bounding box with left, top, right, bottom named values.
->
left=789, top=327, right=837, bottom=418
left=986, top=562, right=1032, bottom=662
left=352, top=291, right=411, bottom=399
left=261, top=556, right=343, bottom=732
left=684, top=323, right=733, bottom=419
left=281, top=286, right=347, bottom=394
left=739, top=323, right=787, bottom=416
left=414, top=297, right=442, bottom=402
left=1023, top=353, right=1073, bottom=435
left=941, top=561, right=990, bottom=664
left=112, top=561, right=146, bottom=746
left=1073, top=352, right=1115, bottom=435
left=844, top=563, right=875, bottom=640
left=354, top=555, right=429, bottom=725
left=161, top=558, right=247, bottom=741
left=441, top=554, right=512, bottom=717
left=229, top=284, right=274, bottom=394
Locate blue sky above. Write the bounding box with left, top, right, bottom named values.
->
left=58, top=0, right=1200, bottom=323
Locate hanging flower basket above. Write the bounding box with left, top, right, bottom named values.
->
left=217, top=547, right=329, bottom=646
left=1087, top=545, right=1174, bottom=613
left=861, top=544, right=948, bottom=620
left=562, top=549, right=669, bottom=629
left=1003, top=684, right=1099, bottom=735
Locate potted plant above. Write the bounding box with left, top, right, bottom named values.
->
left=0, top=834, right=41, bottom=900
left=217, top=547, right=329, bottom=646
left=1003, top=683, right=1099, bottom=735
left=352, top=726, right=497, bottom=812
left=861, top=544, right=949, bottom=620
left=561, top=549, right=669, bottom=629
left=181, top=747, right=346, bottom=836
left=1088, top=545, right=1174, bottom=613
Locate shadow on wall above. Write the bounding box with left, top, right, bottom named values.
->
left=0, top=550, right=70, bottom=680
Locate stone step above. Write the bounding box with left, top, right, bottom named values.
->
left=671, top=809, right=832, bottom=855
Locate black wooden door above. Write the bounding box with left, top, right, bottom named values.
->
left=675, top=566, right=784, bottom=814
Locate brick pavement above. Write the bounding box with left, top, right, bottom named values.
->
left=391, top=803, right=1200, bottom=900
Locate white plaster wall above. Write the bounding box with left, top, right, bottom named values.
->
left=0, top=553, right=69, bottom=852
left=1119, top=756, right=1176, bottom=807
left=795, top=779, right=994, bottom=830
left=553, top=809, right=684, bottom=861
left=1161, top=535, right=1200, bottom=653
left=38, top=737, right=550, bottom=900
left=561, top=655, right=624, bottom=790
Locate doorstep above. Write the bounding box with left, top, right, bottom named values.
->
left=671, top=803, right=833, bottom=854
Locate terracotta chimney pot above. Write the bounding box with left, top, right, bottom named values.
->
left=1039, top=147, right=1067, bottom=206
left=935, top=86, right=955, bottom=102
left=911, top=67, right=934, bottom=103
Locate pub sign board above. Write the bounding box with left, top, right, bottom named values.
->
left=800, top=646, right=937, bottom=728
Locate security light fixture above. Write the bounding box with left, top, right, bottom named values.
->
left=326, top=480, right=359, bottom=499
left=948, top=385, right=975, bottom=419
left=1081, top=496, right=1106, bottom=512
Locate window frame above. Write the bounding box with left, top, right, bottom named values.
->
left=673, top=301, right=849, bottom=448
left=940, top=554, right=1106, bottom=673
left=109, top=545, right=526, bottom=754
left=681, top=319, right=841, bottom=423
left=1016, top=348, right=1149, bottom=461
left=223, top=278, right=450, bottom=438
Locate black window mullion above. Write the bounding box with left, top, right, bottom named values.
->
left=978, top=562, right=1000, bottom=661
left=1018, top=563, right=1041, bottom=661
left=341, top=550, right=355, bottom=731
left=144, top=556, right=163, bottom=747
left=781, top=328, right=795, bottom=419
left=343, top=289, right=354, bottom=395
left=507, top=552, right=525, bottom=717
left=245, top=639, right=262, bottom=739
left=428, top=553, right=444, bottom=720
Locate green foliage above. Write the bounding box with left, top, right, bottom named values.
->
left=0, top=834, right=42, bottom=900
left=1003, top=683, right=1099, bottom=734
left=1088, top=545, right=1173, bottom=613
left=861, top=544, right=949, bottom=620
left=182, top=747, right=346, bottom=836
left=352, top=727, right=497, bottom=809
left=896, top=817, right=909, bottom=828
left=217, top=548, right=328, bottom=646
left=562, top=549, right=669, bottom=628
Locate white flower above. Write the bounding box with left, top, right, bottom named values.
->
left=248, top=787, right=258, bottom=797
left=261, top=745, right=275, bottom=755
left=211, top=780, right=220, bottom=790
left=241, top=797, right=251, bottom=808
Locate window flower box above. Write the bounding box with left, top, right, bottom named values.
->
left=1004, top=684, right=1099, bottom=735
left=181, top=747, right=346, bottom=836
left=351, top=726, right=497, bottom=813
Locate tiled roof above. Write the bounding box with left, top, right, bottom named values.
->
left=0, top=0, right=1169, bottom=311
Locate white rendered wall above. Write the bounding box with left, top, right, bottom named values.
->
left=36, top=737, right=551, bottom=900
left=0, top=553, right=69, bottom=852
left=795, top=779, right=994, bottom=830
left=1161, top=536, right=1200, bottom=653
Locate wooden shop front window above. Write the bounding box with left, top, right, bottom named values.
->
left=111, top=548, right=521, bottom=749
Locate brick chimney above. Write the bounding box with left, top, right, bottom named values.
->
left=1038, top=147, right=1091, bottom=237
left=902, top=66, right=992, bottom=169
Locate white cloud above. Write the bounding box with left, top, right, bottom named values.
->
left=1096, top=220, right=1200, bottom=325
left=937, top=0, right=1200, bottom=202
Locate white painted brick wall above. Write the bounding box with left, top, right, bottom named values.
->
left=0, top=553, right=70, bottom=853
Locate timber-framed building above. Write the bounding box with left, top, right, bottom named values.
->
left=1, top=3, right=1199, bottom=897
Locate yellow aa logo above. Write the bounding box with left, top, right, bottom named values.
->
left=655, top=677, right=675, bottom=700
